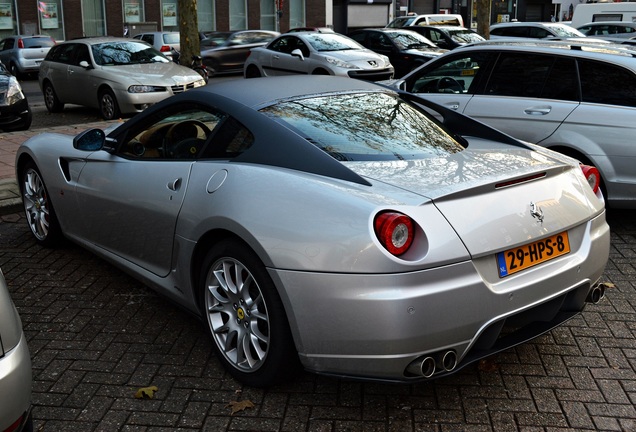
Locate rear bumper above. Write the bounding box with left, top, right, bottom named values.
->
left=272, top=212, right=610, bottom=382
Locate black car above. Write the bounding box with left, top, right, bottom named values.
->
left=0, top=62, right=31, bottom=132
left=200, top=30, right=279, bottom=76
left=348, top=28, right=446, bottom=77
left=404, top=25, right=486, bottom=50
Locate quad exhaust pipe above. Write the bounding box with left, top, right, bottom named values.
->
left=406, top=350, right=457, bottom=378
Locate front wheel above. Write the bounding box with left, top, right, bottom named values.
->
left=200, top=240, right=299, bottom=387
left=98, top=89, right=121, bottom=120
left=21, top=162, right=63, bottom=247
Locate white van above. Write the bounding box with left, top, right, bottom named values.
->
left=386, top=14, right=464, bottom=28
left=571, top=2, right=636, bottom=28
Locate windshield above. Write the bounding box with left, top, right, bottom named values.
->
left=387, top=17, right=416, bottom=28
left=388, top=31, right=436, bottom=49
left=92, top=41, right=169, bottom=65
left=260, top=92, right=464, bottom=161
left=548, top=24, right=586, bottom=38
left=305, top=34, right=364, bottom=52
left=448, top=29, right=485, bottom=44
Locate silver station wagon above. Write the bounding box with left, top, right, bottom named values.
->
left=385, top=40, right=636, bottom=209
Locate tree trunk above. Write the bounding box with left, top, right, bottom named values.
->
left=476, top=0, right=491, bottom=39
left=178, top=0, right=200, bottom=66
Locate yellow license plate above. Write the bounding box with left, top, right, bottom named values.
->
left=497, top=232, right=570, bottom=277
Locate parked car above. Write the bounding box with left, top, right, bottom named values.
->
left=383, top=40, right=636, bottom=208
left=0, top=61, right=32, bottom=131
left=200, top=30, right=279, bottom=76
left=133, top=31, right=180, bottom=60
left=489, top=22, right=590, bottom=40
left=576, top=21, right=636, bottom=39
left=244, top=32, right=394, bottom=80
left=39, top=37, right=206, bottom=120
left=405, top=25, right=486, bottom=50
left=0, top=35, right=56, bottom=78
left=348, top=28, right=446, bottom=77
left=386, top=13, right=464, bottom=28
left=0, top=268, right=32, bottom=432
left=16, top=75, right=609, bottom=387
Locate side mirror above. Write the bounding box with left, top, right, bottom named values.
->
left=73, top=128, right=105, bottom=151
left=291, top=48, right=305, bottom=60
left=79, top=60, right=92, bottom=69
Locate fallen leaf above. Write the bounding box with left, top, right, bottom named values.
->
left=226, top=399, right=255, bottom=415
left=134, top=386, right=158, bottom=399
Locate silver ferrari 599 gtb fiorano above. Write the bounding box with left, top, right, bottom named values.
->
left=15, top=76, right=610, bottom=387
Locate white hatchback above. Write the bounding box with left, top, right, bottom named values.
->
left=244, top=32, right=394, bottom=81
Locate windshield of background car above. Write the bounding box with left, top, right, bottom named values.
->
left=304, top=34, right=364, bottom=52
left=388, top=31, right=436, bottom=49
left=448, top=29, right=484, bottom=43
left=23, top=37, right=55, bottom=48
left=91, top=41, right=169, bottom=65
left=162, top=33, right=180, bottom=44
left=548, top=24, right=586, bottom=37
left=260, top=91, right=464, bottom=161
left=387, top=17, right=416, bottom=28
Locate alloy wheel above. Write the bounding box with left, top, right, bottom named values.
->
left=204, top=257, right=270, bottom=373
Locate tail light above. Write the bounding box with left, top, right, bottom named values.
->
left=160, top=45, right=171, bottom=52
left=17, top=38, right=24, bottom=49
left=374, top=211, right=415, bottom=256
left=580, top=164, right=600, bottom=194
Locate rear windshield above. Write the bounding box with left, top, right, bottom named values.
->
left=260, top=91, right=464, bottom=161
left=162, top=33, right=180, bottom=44
left=23, top=37, right=55, bottom=48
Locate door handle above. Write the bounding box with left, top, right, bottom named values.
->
left=167, top=178, right=182, bottom=191
left=524, top=107, right=551, bottom=115
left=446, top=102, right=460, bottom=110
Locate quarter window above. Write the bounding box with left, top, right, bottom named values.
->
left=578, top=59, right=636, bottom=107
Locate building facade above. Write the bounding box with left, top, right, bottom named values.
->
left=0, top=0, right=564, bottom=43
left=0, top=0, right=328, bottom=41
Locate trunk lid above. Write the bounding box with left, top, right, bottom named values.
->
left=346, top=139, right=601, bottom=256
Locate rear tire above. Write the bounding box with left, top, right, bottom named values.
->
left=20, top=162, right=63, bottom=247
left=200, top=240, right=299, bottom=387
left=43, top=82, right=64, bottom=113
left=99, top=88, right=121, bottom=120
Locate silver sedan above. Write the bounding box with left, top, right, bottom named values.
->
left=16, top=76, right=610, bottom=387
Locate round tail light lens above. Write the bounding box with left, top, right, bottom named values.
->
left=374, top=211, right=415, bottom=256
left=580, top=164, right=601, bottom=194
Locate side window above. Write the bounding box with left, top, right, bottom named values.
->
left=50, top=43, right=76, bottom=64
left=407, top=52, right=494, bottom=94
left=428, top=29, right=443, bottom=43
left=119, top=107, right=226, bottom=160
left=578, top=59, right=636, bottom=107
left=540, top=57, right=579, bottom=101
left=485, top=53, right=554, bottom=98
left=200, top=117, right=255, bottom=159
left=270, top=36, right=295, bottom=54
left=72, top=44, right=91, bottom=66
left=141, top=35, right=154, bottom=45
left=529, top=27, right=551, bottom=38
